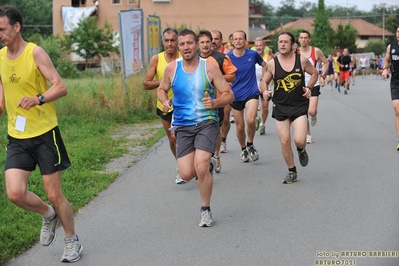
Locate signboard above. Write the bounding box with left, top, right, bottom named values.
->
left=118, top=9, right=143, bottom=78
left=147, top=15, right=161, bottom=61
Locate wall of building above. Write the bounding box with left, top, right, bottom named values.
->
left=53, top=0, right=248, bottom=65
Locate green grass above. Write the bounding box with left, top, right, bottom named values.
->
left=0, top=72, right=164, bottom=264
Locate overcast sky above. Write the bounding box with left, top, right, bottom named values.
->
left=270, top=0, right=399, bottom=12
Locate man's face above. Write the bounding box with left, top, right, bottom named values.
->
left=178, top=34, right=198, bottom=61
left=198, top=35, right=212, bottom=56
left=298, top=33, right=310, bottom=47
left=396, top=27, right=399, bottom=41
left=343, top=48, right=349, bottom=56
left=255, top=40, right=265, bottom=55
left=0, top=16, right=17, bottom=46
left=211, top=31, right=222, bottom=50
left=277, top=34, right=292, bottom=55
left=162, top=32, right=178, bottom=55
left=232, top=32, right=246, bottom=49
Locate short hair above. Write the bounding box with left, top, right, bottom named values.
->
left=178, top=28, right=198, bottom=43
left=197, top=30, right=212, bottom=41
left=300, top=30, right=311, bottom=38
left=0, top=5, right=23, bottom=31
left=211, top=30, right=223, bottom=39
left=162, top=27, right=178, bottom=37
left=278, top=31, right=296, bottom=44
left=233, top=30, right=247, bottom=40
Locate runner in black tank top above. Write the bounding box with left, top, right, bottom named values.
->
left=258, top=31, right=318, bottom=184
left=382, top=26, right=399, bottom=151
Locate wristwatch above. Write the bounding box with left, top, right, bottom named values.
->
left=37, top=94, right=46, bottom=105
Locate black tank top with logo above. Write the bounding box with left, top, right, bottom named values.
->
left=273, top=53, right=308, bottom=107
left=390, top=41, right=399, bottom=84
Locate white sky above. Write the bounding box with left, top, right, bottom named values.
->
left=270, top=0, right=399, bottom=12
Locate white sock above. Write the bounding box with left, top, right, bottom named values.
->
left=43, top=205, right=55, bottom=220
left=259, top=122, right=264, bottom=126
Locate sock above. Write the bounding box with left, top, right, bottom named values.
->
left=43, top=205, right=56, bottom=220
left=222, top=137, right=226, bottom=143
left=241, top=147, right=246, bottom=151
left=259, top=122, right=264, bottom=126
left=247, top=142, right=253, bottom=147
left=213, top=155, right=220, bottom=159
left=201, top=206, right=211, bottom=212
left=289, top=166, right=297, bottom=173
left=65, top=234, right=78, bottom=241
left=297, top=147, right=305, bottom=153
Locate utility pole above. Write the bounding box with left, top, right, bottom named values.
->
left=382, top=5, right=385, bottom=41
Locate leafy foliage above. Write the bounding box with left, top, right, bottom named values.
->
left=330, top=23, right=358, bottom=52
left=364, top=40, right=386, bottom=56
left=63, top=17, right=120, bottom=69
left=311, top=0, right=333, bottom=54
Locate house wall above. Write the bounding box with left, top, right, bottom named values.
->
left=53, top=0, right=248, bottom=64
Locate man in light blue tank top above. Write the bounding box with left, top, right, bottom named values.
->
left=158, top=29, right=234, bottom=227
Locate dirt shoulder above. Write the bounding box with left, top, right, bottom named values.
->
left=102, top=122, right=163, bottom=174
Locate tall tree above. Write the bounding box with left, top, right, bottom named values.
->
left=311, top=0, right=332, bottom=53
left=331, top=23, right=358, bottom=52
left=63, top=17, right=120, bottom=69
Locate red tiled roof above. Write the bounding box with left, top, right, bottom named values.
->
left=262, top=18, right=394, bottom=38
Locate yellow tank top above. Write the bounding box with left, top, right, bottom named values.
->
left=155, top=51, right=181, bottom=111
left=0, top=43, right=58, bottom=139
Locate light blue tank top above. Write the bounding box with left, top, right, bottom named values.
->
left=171, top=57, right=218, bottom=126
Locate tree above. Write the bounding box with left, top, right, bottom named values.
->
left=364, top=41, right=386, bottom=56
left=63, top=17, right=120, bottom=69
left=311, top=0, right=332, bottom=54
left=0, top=0, right=52, bottom=38
left=331, top=23, right=357, bottom=52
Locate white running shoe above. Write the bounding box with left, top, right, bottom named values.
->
left=220, top=141, right=227, bottom=153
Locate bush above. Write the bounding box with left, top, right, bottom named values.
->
left=364, top=41, right=386, bottom=56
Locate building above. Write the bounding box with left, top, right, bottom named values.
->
left=53, top=0, right=248, bottom=64
left=260, top=18, right=394, bottom=50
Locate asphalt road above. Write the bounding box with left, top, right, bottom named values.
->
left=5, top=75, right=399, bottom=266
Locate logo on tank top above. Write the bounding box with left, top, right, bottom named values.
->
left=9, top=73, right=21, bottom=84
left=275, top=73, right=302, bottom=93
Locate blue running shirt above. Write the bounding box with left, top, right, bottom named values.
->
left=227, top=49, right=264, bottom=101
left=171, top=57, right=218, bottom=126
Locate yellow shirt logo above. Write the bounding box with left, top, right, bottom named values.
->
left=275, top=73, right=302, bottom=93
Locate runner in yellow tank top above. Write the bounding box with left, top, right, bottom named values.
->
left=0, top=4, right=82, bottom=262
left=143, top=28, right=183, bottom=184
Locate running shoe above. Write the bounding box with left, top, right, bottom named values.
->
left=306, top=134, right=313, bottom=144
left=175, top=169, right=186, bottom=184
left=259, top=125, right=266, bottom=135
left=61, top=236, right=83, bottom=262
left=230, top=115, right=235, bottom=123
left=397, top=141, right=399, bottom=152
left=344, top=90, right=348, bottom=94
left=283, top=171, right=298, bottom=184
left=255, top=117, right=260, bottom=131
left=220, top=141, right=227, bottom=153
left=310, top=115, right=317, bottom=127
left=199, top=209, right=214, bottom=227
left=40, top=207, right=59, bottom=246
left=214, top=156, right=221, bottom=173
left=210, top=156, right=216, bottom=175
left=240, top=149, right=249, bottom=163
left=247, top=145, right=259, bottom=161
left=298, top=148, right=309, bottom=167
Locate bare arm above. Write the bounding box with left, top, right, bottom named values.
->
left=0, top=77, right=4, bottom=116
left=260, top=59, right=274, bottom=100
left=157, top=62, right=175, bottom=112
left=203, top=63, right=234, bottom=109
left=143, top=54, right=160, bottom=90
left=316, top=48, right=328, bottom=87
left=302, top=56, right=318, bottom=89
left=382, top=45, right=391, bottom=79
left=17, top=46, right=67, bottom=110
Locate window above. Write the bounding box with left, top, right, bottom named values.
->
left=128, top=0, right=139, bottom=4
left=112, top=0, right=121, bottom=4
left=360, top=36, right=369, bottom=40
left=153, top=0, right=171, bottom=2
left=71, top=0, right=86, bottom=7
